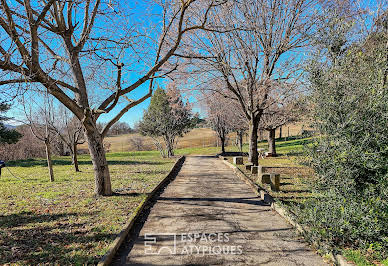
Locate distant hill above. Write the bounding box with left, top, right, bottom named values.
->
left=79, top=122, right=306, bottom=153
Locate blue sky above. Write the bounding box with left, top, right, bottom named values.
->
left=4, top=0, right=202, bottom=128
left=3, top=0, right=383, bottom=127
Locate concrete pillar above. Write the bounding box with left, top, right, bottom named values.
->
left=259, top=173, right=271, bottom=184
left=270, top=173, right=280, bottom=191
left=258, top=166, right=268, bottom=176
left=233, top=156, right=243, bottom=165
left=251, top=166, right=258, bottom=174
left=245, top=163, right=253, bottom=171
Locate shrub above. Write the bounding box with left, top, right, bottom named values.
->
left=300, top=14, right=388, bottom=262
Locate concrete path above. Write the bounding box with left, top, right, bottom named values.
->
left=113, top=156, right=327, bottom=266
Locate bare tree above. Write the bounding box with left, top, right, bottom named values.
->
left=109, top=122, right=131, bottom=136
left=128, top=135, right=145, bottom=151
left=23, top=94, right=56, bottom=182
left=180, top=0, right=317, bottom=165
left=50, top=105, right=84, bottom=172
left=205, top=93, right=231, bottom=154
left=204, top=90, right=246, bottom=154
left=259, top=102, right=298, bottom=156
left=0, top=0, right=225, bottom=195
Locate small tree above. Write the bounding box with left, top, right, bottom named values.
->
left=128, top=136, right=145, bottom=151
left=0, top=103, right=22, bottom=144
left=205, top=93, right=232, bottom=154
left=24, top=95, right=56, bottom=182
left=138, top=85, right=192, bottom=157
left=50, top=105, right=85, bottom=172
left=259, top=102, right=298, bottom=156
left=109, top=122, right=132, bottom=136
left=204, top=90, right=247, bottom=154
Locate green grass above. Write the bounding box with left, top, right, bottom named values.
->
left=218, top=137, right=316, bottom=205
left=175, top=136, right=312, bottom=156
left=0, top=151, right=175, bottom=265
left=2, top=138, right=304, bottom=264
left=342, top=249, right=375, bottom=266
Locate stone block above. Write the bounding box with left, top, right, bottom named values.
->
left=270, top=173, right=280, bottom=191
left=233, top=156, right=243, bottom=165
left=258, top=166, right=268, bottom=176
left=245, top=163, right=253, bottom=171
left=251, top=166, right=258, bottom=174
left=259, top=173, right=271, bottom=184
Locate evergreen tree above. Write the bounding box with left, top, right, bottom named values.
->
left=138, top=85, right=193, bottom=157
left=0, top=103, right=22, bottom=144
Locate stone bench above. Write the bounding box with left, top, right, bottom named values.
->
left=251, top=165, right=258, bottom=174
left=245, top=163, right=253, bottom=171
left=233, top=156, right=243, bottom=165
left=256, top=166, right=280, bottom=191
left=269, top=173, right=280, bottom=191
left=257, top=166, right=270, bottom=183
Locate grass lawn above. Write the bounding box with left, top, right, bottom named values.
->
left=0, top=135, right=319, bottom=265
left=0, top=151, right=175, bottom=265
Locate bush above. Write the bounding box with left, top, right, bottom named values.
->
left=0, top=125, right=45, bottom=161
left=300, top=16, right=388, bottom=262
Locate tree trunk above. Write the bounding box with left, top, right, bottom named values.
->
left=72, top=142, right=80, bottom=172
left=268, top=128, right=277, bottom=157
left=279, top=126, right=282, bottom=139
left=167, top=139, right=174, bottom=157
left=57, top=141, right=65, bottom=156
left=248, top=118, right=259, bottom=166
left=44, top=139, right=54, bottom=182
left=220, top=136, right=226, bottom=154
left=164, top=135, right=174, bottom=158
left=238, top=130, right=243, bottom=152
left=85, top=129, right=112, bottom=196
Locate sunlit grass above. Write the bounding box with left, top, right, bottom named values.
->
left=0, top=136, right=312, bottom=264
left=223, top=137, right=316, bottom=205
left=0, top=152, right=174, bottom=264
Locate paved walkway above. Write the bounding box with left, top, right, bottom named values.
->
left=113, top=156, right=327, bottom=266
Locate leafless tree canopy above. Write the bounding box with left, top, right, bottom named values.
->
left=180, top=0, right=316, bottom=164
left=0, top=0, right=227, bottom=195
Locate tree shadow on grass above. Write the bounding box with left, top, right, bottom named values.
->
left=7, top=159, right=170, bottom=168
left=111, top=191, right=142, bottom=197
left=0, top=211, right=87, bottom=228
left=0, top=211, right=115, bottom=264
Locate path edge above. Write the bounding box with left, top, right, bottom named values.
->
left=218, top=155, right=353, bottom=266
left=97, top=156, right=186, bottom=266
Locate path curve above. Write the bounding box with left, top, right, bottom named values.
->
left=113, top=156, right=326, bottom=266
